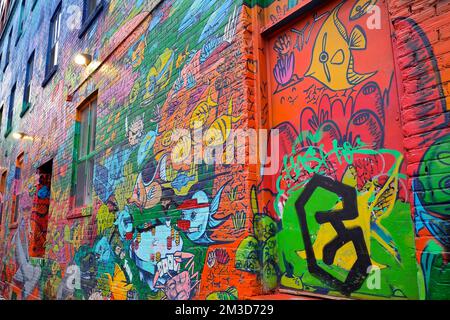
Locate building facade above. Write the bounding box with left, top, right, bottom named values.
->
left=0, top=0, right=448, bottom=300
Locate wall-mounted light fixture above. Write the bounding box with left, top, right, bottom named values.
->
left=74, top=53, right=92, bottom=66
left=12, top=132, right=34, bottom=141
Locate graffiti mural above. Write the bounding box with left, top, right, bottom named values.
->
left=0, top=0, right=257, bottom=301
left=392, top=17, right=450, bottom=300
left=0, top=0, right=448, bottom=301
left=248, top=0, right=436, bottom=299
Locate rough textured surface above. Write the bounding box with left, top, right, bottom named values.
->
left=388, top=0, right=450, bottom=300
left=0, top=0, right=448, bottom=300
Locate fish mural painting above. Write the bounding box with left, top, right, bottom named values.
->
left=349, top=0, right=378, bottom=20
left=305, top=2, right=376, bottom=91
left=144, top=48, right=175, bottom=101
left=177, top=185, right=229, bottom=245
left=189, top=89, right=218, bottom=130
left=204, top=99, right=241, bottom=147
left=128, top=154, right=167, bottom=211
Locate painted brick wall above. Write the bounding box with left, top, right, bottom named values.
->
left=0, top=0, right=448, bottom=301
left=244, top=0, right=449, bottom=300
left=0, top=0, right=264, bottom=300
left=388, top=0, right=450, bottom=300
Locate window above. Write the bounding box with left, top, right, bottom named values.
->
left=4, top=28, right=12, bottom=71
left=79, top=0, right=103, bottom=38
left=86, top=0, right=100, bottom=17
left=21, top=51, right=34, bottom=117
left=16, top=0, right=26, bottom=44
left=0, top=170, right=6, bottom=227
left=0, top=105, right=3, bottom=134
left=43, top=4, right=61, bottom=85
left=11, top=153, right=24, bottom=227
left=74, top=95, right=97, bottom=208
left=5, top=83, right=16, bottom=137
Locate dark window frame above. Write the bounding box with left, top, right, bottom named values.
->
left=3, top=28, right=12, bottom=72
left=78, top=0, right=104, bottom=38
left=5, top=83, right=16, bottom=138
left=21, top=51, right=34, bottom=117
left=0, top=170, right=7, bottom=228
left=15, top=0, right=26, bottom=45
left=10, top=152, right=24, bottom=229
left=42, top=2, right=62, bottom=87
left=31, top=0, right=38, bottom=11
left=69, top=92, right=98, bottom=218
left=0, top=105, right=3, bottom=135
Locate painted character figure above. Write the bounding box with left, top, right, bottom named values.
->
left=126, top=115, right=144, bottom=146
left=12, top=219, right=42, bottom=299
left=115, top=206, right=134, bottom=241
left=94, top=237, right=113, bottom=263
left=79, top=252, right=98, bottom=298
left=129, top=219, right=188, bottom=291
left=161, top=270, right=199, bottom=300
left=177, top=185, right=228, bottom=244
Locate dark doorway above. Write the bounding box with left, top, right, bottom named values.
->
left=0, top=170, right=6, bottom=227
left=30, top=159, right=53, bottom=258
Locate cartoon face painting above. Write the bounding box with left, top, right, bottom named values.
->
left=177, top=185, right=227, bottom=244
left=115, top=207, right=134, bottom=241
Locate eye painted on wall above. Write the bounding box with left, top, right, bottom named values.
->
left=352, top=112, right=370, bottom=125
left=439, top=176, right=450, bottom=195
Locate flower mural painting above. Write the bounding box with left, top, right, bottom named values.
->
left=299, top=81, right=385, bottom=151
left=273, top=34, right=303, bottom=94
left=273, top=35, right=294, bottom=83
left=274, top=80, right=396, bottom=202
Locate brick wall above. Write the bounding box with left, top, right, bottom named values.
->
left=388, top=0, right=450, bottom=300
left=245, top=0, right=449, bottom=300
left=0, top=0, right=263, bottom=300
left=0, top=0, right=448, bottom=301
